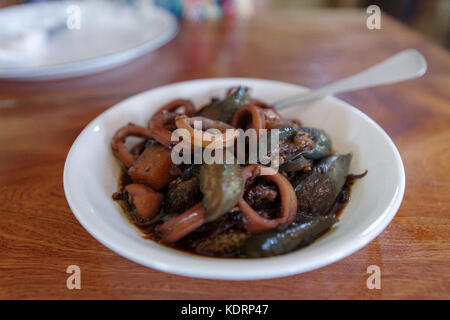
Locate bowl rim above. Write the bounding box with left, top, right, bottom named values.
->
left=63, top=77, right=405, bottom=280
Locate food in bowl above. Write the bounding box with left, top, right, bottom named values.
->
left=111, top=86, right=366, bottom=258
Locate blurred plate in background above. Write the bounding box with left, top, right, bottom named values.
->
left=0, top=0, right=178, bottom=80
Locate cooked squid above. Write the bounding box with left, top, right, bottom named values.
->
left=111, top=86, right=365, bottom=258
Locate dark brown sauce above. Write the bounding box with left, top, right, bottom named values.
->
left=114, top=169, right=367, bottom=258
left=334, top=170, right=368, bottom=218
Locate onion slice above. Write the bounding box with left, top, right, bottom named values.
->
left=175, top=115, right=239, bottom=148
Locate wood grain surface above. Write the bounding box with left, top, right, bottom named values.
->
left=0, top=9, right=449, bottom=299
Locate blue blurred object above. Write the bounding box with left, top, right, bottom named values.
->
left=154, top=0, right=183, bottom=18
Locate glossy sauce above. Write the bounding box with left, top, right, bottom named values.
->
left=114, top=169, right=367, bottom=258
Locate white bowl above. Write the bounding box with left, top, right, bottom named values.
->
left=63, top=78, right=405, bottom=280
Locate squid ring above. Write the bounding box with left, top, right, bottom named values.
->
left=111, top=123, right=154, bottom=168
left=157, top=202, right=205, bottom=243
left=149, top=99, right=196, bottom=147
left=238, top=165, right=297, bottom=232
left=231, top=104, right=266, bottom=132
left=175, top=115, right=239, bottom=148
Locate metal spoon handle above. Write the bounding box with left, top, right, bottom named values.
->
left=274, top=49, right=427, bottom=110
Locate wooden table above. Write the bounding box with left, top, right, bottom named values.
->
left=0, top=9, right=449, bottom=299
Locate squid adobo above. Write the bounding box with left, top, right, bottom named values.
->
left=111, top=86, right=366, bottom=258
